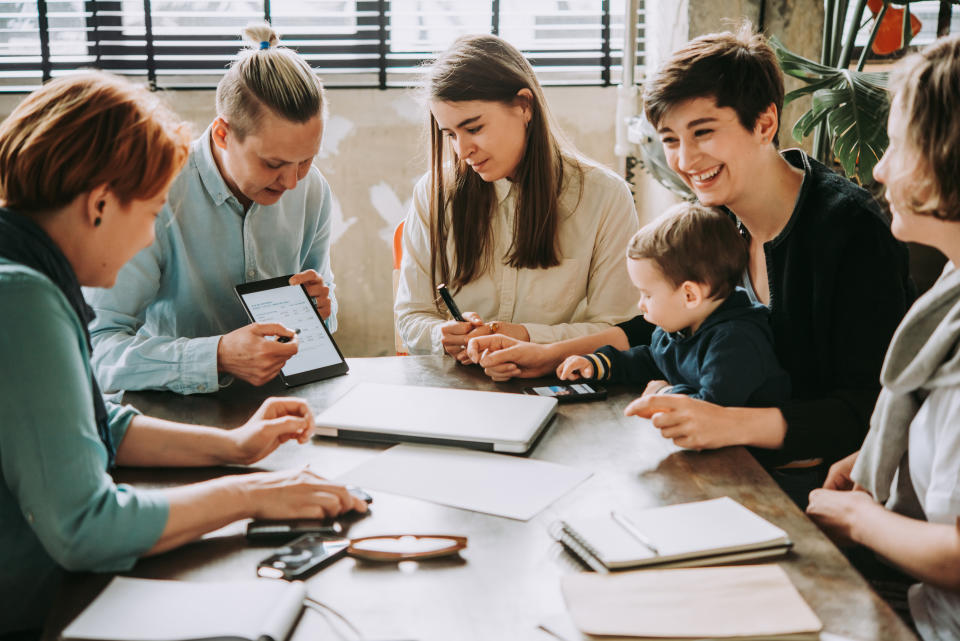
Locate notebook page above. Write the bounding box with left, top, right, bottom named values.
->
left=63, top=577, right=306, bottom=641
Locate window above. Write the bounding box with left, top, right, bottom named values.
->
left=0, top=1, right=644, bottom=92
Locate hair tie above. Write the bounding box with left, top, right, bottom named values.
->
left=259, top=40, right=270, bottom=50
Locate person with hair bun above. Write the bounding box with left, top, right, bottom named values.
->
left=0, top=71, right=366, bottom=639
left=394, top=34, right=639, bottom=357
left=86, top=23, right=341, bottom=393
left=807, top=34, right=960, bottom=640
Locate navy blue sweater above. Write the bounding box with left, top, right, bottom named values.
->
left=585, top=289, right=790, bottom=407
left=616, top=150, right=914, bottom=465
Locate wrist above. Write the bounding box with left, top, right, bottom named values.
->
left=847, top=494, right=881, bottom=546
left=734, top=406, right=787, bottom=449
left=515, top=324, right=530, bottom=342
left=217, top=427, right=244, bottom=465
left=218, top=474, right=257, bottom=521
left=543, top=342, right=567, bottom=369
left=216, top=336, right=226, bottom=373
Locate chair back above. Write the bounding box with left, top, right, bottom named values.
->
left=392, top=220, right=408, bottom=355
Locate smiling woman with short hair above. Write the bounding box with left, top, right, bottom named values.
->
left=469, top=27, right=915, bottom=505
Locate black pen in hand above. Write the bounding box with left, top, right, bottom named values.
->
left=277, top=328, right=301, bottom=343
left=436, top=284, right=465, bottom=322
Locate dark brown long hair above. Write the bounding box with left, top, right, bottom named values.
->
left=426, top=34, right=578, bottom=299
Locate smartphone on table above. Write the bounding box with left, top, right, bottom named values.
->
left=523, top=382, right=608, bottom=403
left=256, top=534, right=350, bottom=580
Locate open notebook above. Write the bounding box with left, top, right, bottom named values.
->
left=556, top=496, right=791, bottom=572
left=62, top=577, right=305, bottom=641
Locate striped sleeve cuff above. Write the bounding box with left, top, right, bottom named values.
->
left=585, top=352, right=612, bottom=381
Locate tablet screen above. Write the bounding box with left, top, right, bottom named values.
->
left=237, top=282, right=346, bottom=380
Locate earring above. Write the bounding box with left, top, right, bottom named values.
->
left=94, top=217, right=102, bottom=227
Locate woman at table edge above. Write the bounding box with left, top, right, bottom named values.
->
left=807, top=34, right=960, bottom=641
left=0, top=72, right=366, bottom=638
left=467, top=26, right=914, bottom=498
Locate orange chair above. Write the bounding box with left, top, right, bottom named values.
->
left=392, top=220, right=408, bottom=355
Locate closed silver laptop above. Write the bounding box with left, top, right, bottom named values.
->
left=314, top=382, right=558, bottom=454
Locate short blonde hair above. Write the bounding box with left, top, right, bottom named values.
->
left=0, top=71, right=190, bottom=213
left=888, top=34, right=960, bottom=220
left=627, top=202, right=747, bottom=301
left=216, top=23, right=327, bottom=140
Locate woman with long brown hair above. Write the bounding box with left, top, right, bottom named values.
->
left=395, top=34, right=639, bottom=359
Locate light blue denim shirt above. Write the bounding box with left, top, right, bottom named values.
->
left=0, top=260, right=169, bottom=634
left=85, top=126, right=338, bottom=394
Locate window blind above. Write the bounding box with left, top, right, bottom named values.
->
left=0, top=0, right=644, bottom=92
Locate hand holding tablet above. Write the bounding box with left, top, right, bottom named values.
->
left=234, top=275, right=349, bottom=387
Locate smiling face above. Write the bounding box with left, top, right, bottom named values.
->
left=430, top=96, right=530, bottom=182
left=657, top=97, right=772, bottom=211
left=212, top=110, right=323, bottom=208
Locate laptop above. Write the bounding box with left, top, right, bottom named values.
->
left=313, top=382, right=558, bottom=454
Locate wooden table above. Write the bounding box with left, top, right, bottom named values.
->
left=44, top=356, right=916, bottom=641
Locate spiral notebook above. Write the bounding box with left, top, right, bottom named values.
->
left=556, top=497, right=792, bottom=572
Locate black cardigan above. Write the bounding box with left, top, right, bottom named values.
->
left=618, top=150, right=914, bottom=466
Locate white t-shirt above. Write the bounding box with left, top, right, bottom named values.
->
left=395, top=159, right=640, bottom=354
left=907, top=385, right=960, bottom=641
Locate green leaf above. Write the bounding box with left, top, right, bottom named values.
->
left=770, top=36, right=890, bottom=185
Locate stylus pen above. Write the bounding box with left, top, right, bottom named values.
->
left=436, top=283, right=465, bottom=322
left=277, top=328, right=301, bottom=343
left=611, top=510, right=660, bottom=555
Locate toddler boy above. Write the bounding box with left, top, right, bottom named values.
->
left=558, top=203, right=790, bottom=406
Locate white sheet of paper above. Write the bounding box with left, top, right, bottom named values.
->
left=336, top=443, right=591, bottom=521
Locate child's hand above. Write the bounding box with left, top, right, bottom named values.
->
left=557, top=356, right=593, bottom=380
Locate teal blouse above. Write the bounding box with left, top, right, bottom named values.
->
left=0, top=260, right=169, bottom=634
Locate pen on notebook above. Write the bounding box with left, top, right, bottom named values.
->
left=277, top=328, right=301, bottom=343
left=611, top=510, right=660, bottom=555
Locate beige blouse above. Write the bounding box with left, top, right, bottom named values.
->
left=395, top=159, right=640, bottom=355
